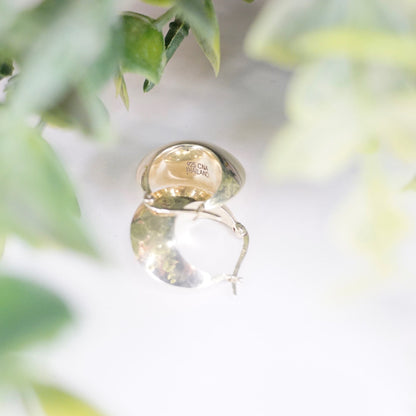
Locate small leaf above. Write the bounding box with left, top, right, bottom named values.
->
left=0, top=58, right=13, bottom=80
left=34, top=384, right=105, bottom=416
left=144, top=18, right=190, bottom=92
left=0, top=275, right=71, bottom=354
left=115, top=71, right=130, bottom=110
left=164, top=19, right=191, bottom=61
left=121, top=13, right=165, bottom=84
left=175, top=0, right=220, bottom=75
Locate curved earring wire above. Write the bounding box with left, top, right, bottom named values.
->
left=143, top=197, right=249, bottom=294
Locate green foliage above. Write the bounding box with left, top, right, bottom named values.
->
left=0, top=1, right=239, bottom=414
left=142, top=0, right=174, bottom=6
left=43, top=89, right=110, bottom=136
left=144, top=18, right=190, bottom=92
left=6, top=0, right=116, bottom=117
left=0, top=123, right=96, bottom=255
left=247, top=0, right=416, bottom=267
left=333, top=156, right=409, bottom=264
left=246, top=0, right=416, bottom=69
left=121, top=0, right=220, bottom=101
left=0, top=275, right=71, bottom=354
left=0, top=0, right=226, bottom=251
left=175, top=0, right=220, bottom=75
left=0, top=274, right=101, bottom=416
left=121, top=13, right=165, bottom=83
left=34, top=384, right=105, bottom=416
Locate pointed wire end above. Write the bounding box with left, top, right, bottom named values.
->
left=227, top=275, right=242, bottom=296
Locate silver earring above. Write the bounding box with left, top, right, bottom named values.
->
left=130, top=141, right=249, bottom=294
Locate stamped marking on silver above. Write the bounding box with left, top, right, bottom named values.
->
left=186, top=161, right=210, bottom=177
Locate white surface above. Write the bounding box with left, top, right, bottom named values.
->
left=3, top=2, right=416, bottom=415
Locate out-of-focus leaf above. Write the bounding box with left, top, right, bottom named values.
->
left=0, top=275, right=71, bottom=354
left=42, top=88, right=110, bottom=139
left=176, top=0, right=220, bottom=75
left=115, top=71, right=130, bottom=110
left=82, top=24, right=123, bottom=93
left=0, top=59, right=13, bottom=80
left=141, top=0, right=173, bottom=6
left=2, top=0, right=69, bottom=60
left=286, top=60, right=362, bottom=123
left=144, top=18, right=190, bottom=92
left=266, top=60, right=368, bottom=182
left=0, top=121, right=96, bottom=254
left=245, top=0, right=416, bottom=69
left=332, top=156, right=409, bottom=263
left=0, top=1, right=19, bottom=37
left=8, top=0, right=115, bottom=116
left=34, top=385, right=105, bottom=416
left=265, top=122, right=362, bottom=182
left=273, top=60, right=416, bottom=180
left=121, top=13, right=165, bottom=84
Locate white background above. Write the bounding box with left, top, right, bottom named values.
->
left=3, top=1, right=416, bottom=415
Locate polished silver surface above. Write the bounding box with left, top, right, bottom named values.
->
left=130, top=142, right=249, bottom=293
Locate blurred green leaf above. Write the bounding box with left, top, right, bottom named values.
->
left=42, top=88, right=110, bottom=139
left=2, top=0, right=71, bottom=60
left=266, top=59, right=416, bottom=182
left=7, top=0, right=115, bottom=116
left=0, top=275, right=71, bottom=354
left=265, top=60, right=366, bottom=181
left=115, top=71, right=130, bottom=110
left=286, top=60, right=362, bottom=124
left=0, top=1, right=19, bottom=38
left=144, top=18, right=190, bottom=92
left=265, top=122, right=362, bottom=182
left=0, top=58, right=13, bottom=80
left=176, top=0, right=220, bottom=75
left=0, top=122, right=96, bottom=254
left=332, top=156, right=409, bottom=264
left=141, top=0, right=173, bottom=6
left=121, top=13, right=165, bottom=84
left=34, top=384, right=105, bottom=416
left=82, top=24, right=123, bottom=94
left=245, top=0, right=416, bottom=69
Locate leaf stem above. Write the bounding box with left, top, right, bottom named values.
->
left=154, top=7, right=177, bottom=30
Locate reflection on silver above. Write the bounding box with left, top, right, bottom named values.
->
left=130, top=142, right=249, bottom=294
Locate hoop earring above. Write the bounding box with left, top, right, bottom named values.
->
left=130, top=141, right=249, bottom=294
